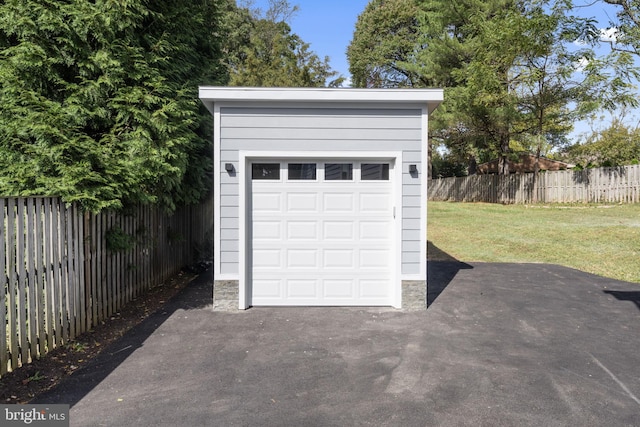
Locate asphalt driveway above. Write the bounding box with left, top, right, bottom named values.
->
left=35, top=262, right=640, bottom=426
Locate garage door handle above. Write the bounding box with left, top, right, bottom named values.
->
left=393, top=206, right=396, bottom=219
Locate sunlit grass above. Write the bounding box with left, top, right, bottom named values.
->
left=427, top=202, right=640, bottom=284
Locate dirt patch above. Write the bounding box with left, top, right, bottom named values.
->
left=0, top=269, right=201, bottom=404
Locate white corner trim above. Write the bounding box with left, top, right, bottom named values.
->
left=420, top=107, right=429, bottom=279
left=213, top=104, right=222, bottom=282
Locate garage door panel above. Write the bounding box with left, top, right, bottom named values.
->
left=287, top=193, right=318, bottom=211
left=286, top=249, right=319, bottom=268
left=359, top=221, right=392, bottom=240
left=359, top=249, right=391, bottom=268
left=360, top=192, right=392, bottom=212
left=253, top=279, right=282, bottom=299
left=324, top=193, right=355, bottom=212
left=287, top=279, right=319, bottom=298
left=324, top=279, right=356, bottom=298
left=287, top=221, right=318, bottom=240
left=253, top=193, right=282, bottom=212
left=323, top=249, right=355, bottom=268
left=253, top=220, right=281, bottom=239
left=323, top=221, right=355, bottom=240
left=253, top=249, right=282, bottom=268
left=251, top=159, right=395, bottom=306
left=359, top=279, right=390, bottom=298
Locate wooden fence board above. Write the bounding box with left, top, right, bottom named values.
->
left=17, top=200, right=28, bottom=365
left=7, top=199, right=17, bottom=370
left=43, top=199, right=54, bottom=352
left=26, top=198, right=37, bottom=361
left=2, top=197, right=213, bottom=376
left=35, top=200, right=45, bottom=359
left=429, top=165, right=640, bottom=204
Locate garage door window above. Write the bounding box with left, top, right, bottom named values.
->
left=288, top=163, right=317, bottom=180
left=325, top=163, right=353, bottom=180
left=252, top=163, right=280, bottom=180
left=361, top=163, right=390, bottom=180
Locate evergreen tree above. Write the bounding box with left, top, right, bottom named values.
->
left=0, top=0, right=227, bottom=211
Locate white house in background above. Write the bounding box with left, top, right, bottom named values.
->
left=198, top=87, right=443, bottom=310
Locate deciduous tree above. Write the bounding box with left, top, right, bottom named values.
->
left=347, top=0, right=421, bottom=88
left=567, top=117, right=640, bottom=166
left=224, top=0, right=342, bottom=87
left=349, top=0, right=639, bottom=177
left=602, top=0, right=640, bottom=56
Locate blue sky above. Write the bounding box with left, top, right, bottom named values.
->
left=249, top=0, right=370, bottom=82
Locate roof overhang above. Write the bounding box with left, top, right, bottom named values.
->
left=198, top=86, right=444, bottom=115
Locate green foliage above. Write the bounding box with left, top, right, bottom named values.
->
left=566, top=118, right=640, bottom=166
left=347, top=0, right=421, bottom=88
left=602, top=0, right=640, bottom=57
left=350, top=0, right=639, bottom=174
left=27, top=371, right=45, bottom=383
left=431, top=151, right=468, bottom=178
left=105, top=226, right=135, bottom=253
left=223, top=0, right=342, bottom=87
left=68, top=341, right=88, bottom=353
left=0, top=0, right=227, bottom=212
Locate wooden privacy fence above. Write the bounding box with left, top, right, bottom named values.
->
left=1, top=197, right=213, bottom=376
left=429, top=165, right=640, bottom=204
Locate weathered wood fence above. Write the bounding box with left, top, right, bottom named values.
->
left=429, top=165, right=640, bottom=204
left=2, top=197, right=213, bottom=376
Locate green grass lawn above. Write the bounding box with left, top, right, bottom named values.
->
left=427, top=201, right=640, bottom=284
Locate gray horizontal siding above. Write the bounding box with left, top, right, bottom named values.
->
left=221, top=127, right=421, bottom=141
left=222, top=107, right=420, bottom=119
left=403, top=195, right=421, bottom=207
left=218, top=106, right=424, bottom=277
left=220, top=150, right=239, bottom=162
left=403, top=185, right=421, bottom=197
left=403, top=218, right=421, bottom=230
left=220, top=183, right=238, bottom=197
left=222, top=113, right=420, bottom=129
left=401, top=150, right=423, bottom=275
left=222, top=140, right=420, bottom=151
left=402, top=241, right=421, bottom=253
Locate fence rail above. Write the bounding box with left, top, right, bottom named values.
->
left=428, top=165, right=640, bottom=204
left=2, top=197, right=213, bottom=376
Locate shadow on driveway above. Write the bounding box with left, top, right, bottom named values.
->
left=427, top=241, right=473, bottom=307
left=32, top=268, right=214, bottom=407
left=603, top=290, right=640, bottom=311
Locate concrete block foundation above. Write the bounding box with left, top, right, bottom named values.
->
left=213, top=280, right=239, bottom=311
left=402, top=280, right=427, bottom=311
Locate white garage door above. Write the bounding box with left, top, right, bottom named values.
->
left=250, top=160, right=395, bottom=306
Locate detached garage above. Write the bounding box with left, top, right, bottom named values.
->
left=199, top=87, right=443, bottom=310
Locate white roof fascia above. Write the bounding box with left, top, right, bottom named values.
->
left=198, top=86, right=444, bottom=114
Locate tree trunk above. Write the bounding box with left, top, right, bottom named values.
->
left=427, top=143, right=432, bottom=180
left=467, top=155, right=477, bottom=175
left=498, top=134, right=510, bottom=175
left=532, top=145, right=541, bottom=203
left=497, top=133, right=510, bottom=203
